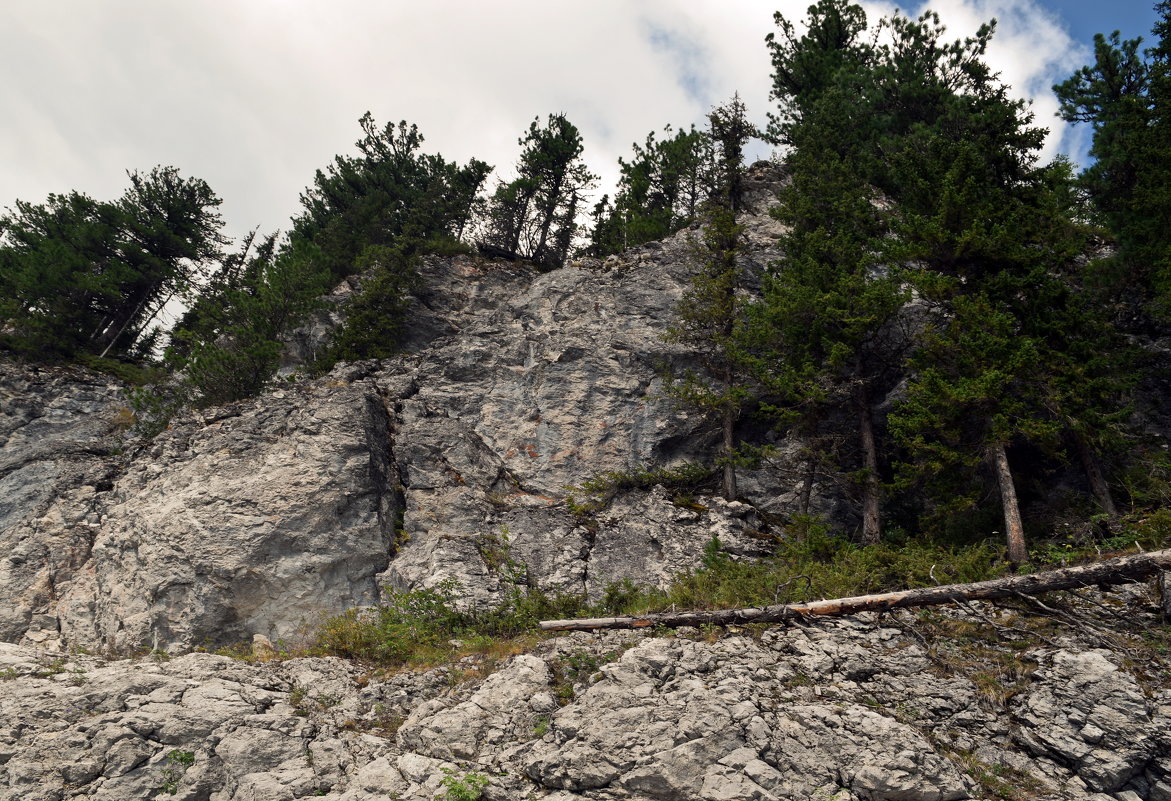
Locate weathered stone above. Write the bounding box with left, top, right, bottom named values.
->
left=1013, top=649, right=1160, bottom=793
left=52, top=378, right=398, bottom=653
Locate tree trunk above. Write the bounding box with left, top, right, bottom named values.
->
left=798, top=456, right=816, bottom=517
left=1074, top=432, right=1118, bottom=516
left=533, top=169, right=566, bottom=264
left=507, top=189, right=533, bottom=256
left=722, top=393, right=738, bottom=501
left=857, top=380, right=881, bottom=545
left=538, top=548, right=1171, bottom=631
left=550, top=190, right=579, bottom=270
left=990, top=441, right=1028, bottom=565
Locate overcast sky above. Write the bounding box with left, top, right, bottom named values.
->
left=1, top=1, right=1162, bottom=245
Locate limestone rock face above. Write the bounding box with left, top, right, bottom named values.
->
left=54, top=378, right=398, bottom=654
left=0, top=362, right=126, bottom=645
left=0, top=163, right=800, bottom=653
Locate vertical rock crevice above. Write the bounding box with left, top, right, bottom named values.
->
left=364, top=387, right=405, bottom=575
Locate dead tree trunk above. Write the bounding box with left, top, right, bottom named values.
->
left=990, top=441, right=1028, bottom=565
left=538, top=548, right=1171, bottom=631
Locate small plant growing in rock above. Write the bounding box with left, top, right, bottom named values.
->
left=160, top=749, right=195, bottom=795
left=437, top=768, right=489, bottom=801
left=290, top=686, right=309, bottom=716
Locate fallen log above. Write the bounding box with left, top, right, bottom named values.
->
left=539, top=548, right=1171, bottom=631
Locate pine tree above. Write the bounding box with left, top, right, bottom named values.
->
left=168, top=235, right=331, bottom=406
left=765, top=0, right=871, bottom=145
left=760, top=2, right=1131, bottom=557
left=592, top=124, right=714, bottom=254
left=481, top=114, right=596, bottom=270
left=293, top=112, right=491, bottom=281
left=1054, top=2, right=1171, bottom=311
left=665, top=96, right=756, bottom=500
left=0, top=168, right=226, bottom=361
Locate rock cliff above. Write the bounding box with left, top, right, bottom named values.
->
left=0, top=165, right=794, bottom=654
left=1, top=163, right=1170, bottom=799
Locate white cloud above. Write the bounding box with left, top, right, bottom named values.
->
left=0, top=0, right=1090, bottom=245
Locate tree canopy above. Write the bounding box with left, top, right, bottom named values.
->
left=1055, top=2, right=1171, bottom=310
left=293, top=112, right=490, bottom=282
left=0, top=167, right=227, bottom=361
left=481, top=114, right=596, bottom=270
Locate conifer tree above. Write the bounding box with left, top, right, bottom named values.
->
left=765, top=0, right=870, bottom=145
left=760, top=2, right=1131, bottom=557
left=746, top=106, right=905, bottom=543
left=1054, top=2, right=1171, bottom=311
left=482, top=114, right=595, bottom=270
left=168, top=235, right=331, bottom=406
left=666, top=95, right=755, bottom=500
left=590, top=124, right=715, bottom=255
left=165, top=114, right=490, bottom=406
left=293, top=112, right=491, bottom=281
left=0, top=168, right=226, bottom=362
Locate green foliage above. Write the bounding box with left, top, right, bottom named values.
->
left=757, top=0, right=1143, bottom=548
left=765, top=0, right=871, bottom=144
left=662, top=95, right=758, bottom=501
left=166, top=234, right=332, bottom=407
left=638, top=530, right=1008, bottom=614
left=1055, top=5, right=1171, bottom=311
left=322, top=242, right=421, bottom=363
left=293, top=112, right=490, bottom=282
left=744, top=66, right=909, bottom=536
left=160, top=749, right=195, bottom=795
left=312, top=577, right=602, bottom=666
left=0, top=167, right=227, bottom=362
left=156, top=114, right=492, bottom=410
left=565, top=463, right=714, bottom=515
left=587, top=124, right=715, bottom=256
left=889, top=295, right=1053, bottom=496
left=482, top=113, right=596, bottom=270
left=438, top=768, right=488, bottom=801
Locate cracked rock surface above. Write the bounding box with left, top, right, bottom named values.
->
left=2, top=601, right=1168, bottom=800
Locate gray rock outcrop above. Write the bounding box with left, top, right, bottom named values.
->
left=2, top=596, right=1168, bottom=800
left=0, top=362, right=126, bottom=645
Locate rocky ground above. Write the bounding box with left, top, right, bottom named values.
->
left=1, top=589, right=1168, bottom=800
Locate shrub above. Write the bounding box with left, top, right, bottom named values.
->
left=565, top=462, right=714, bottom=515
left=438, top=769, right=488, bottom=801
